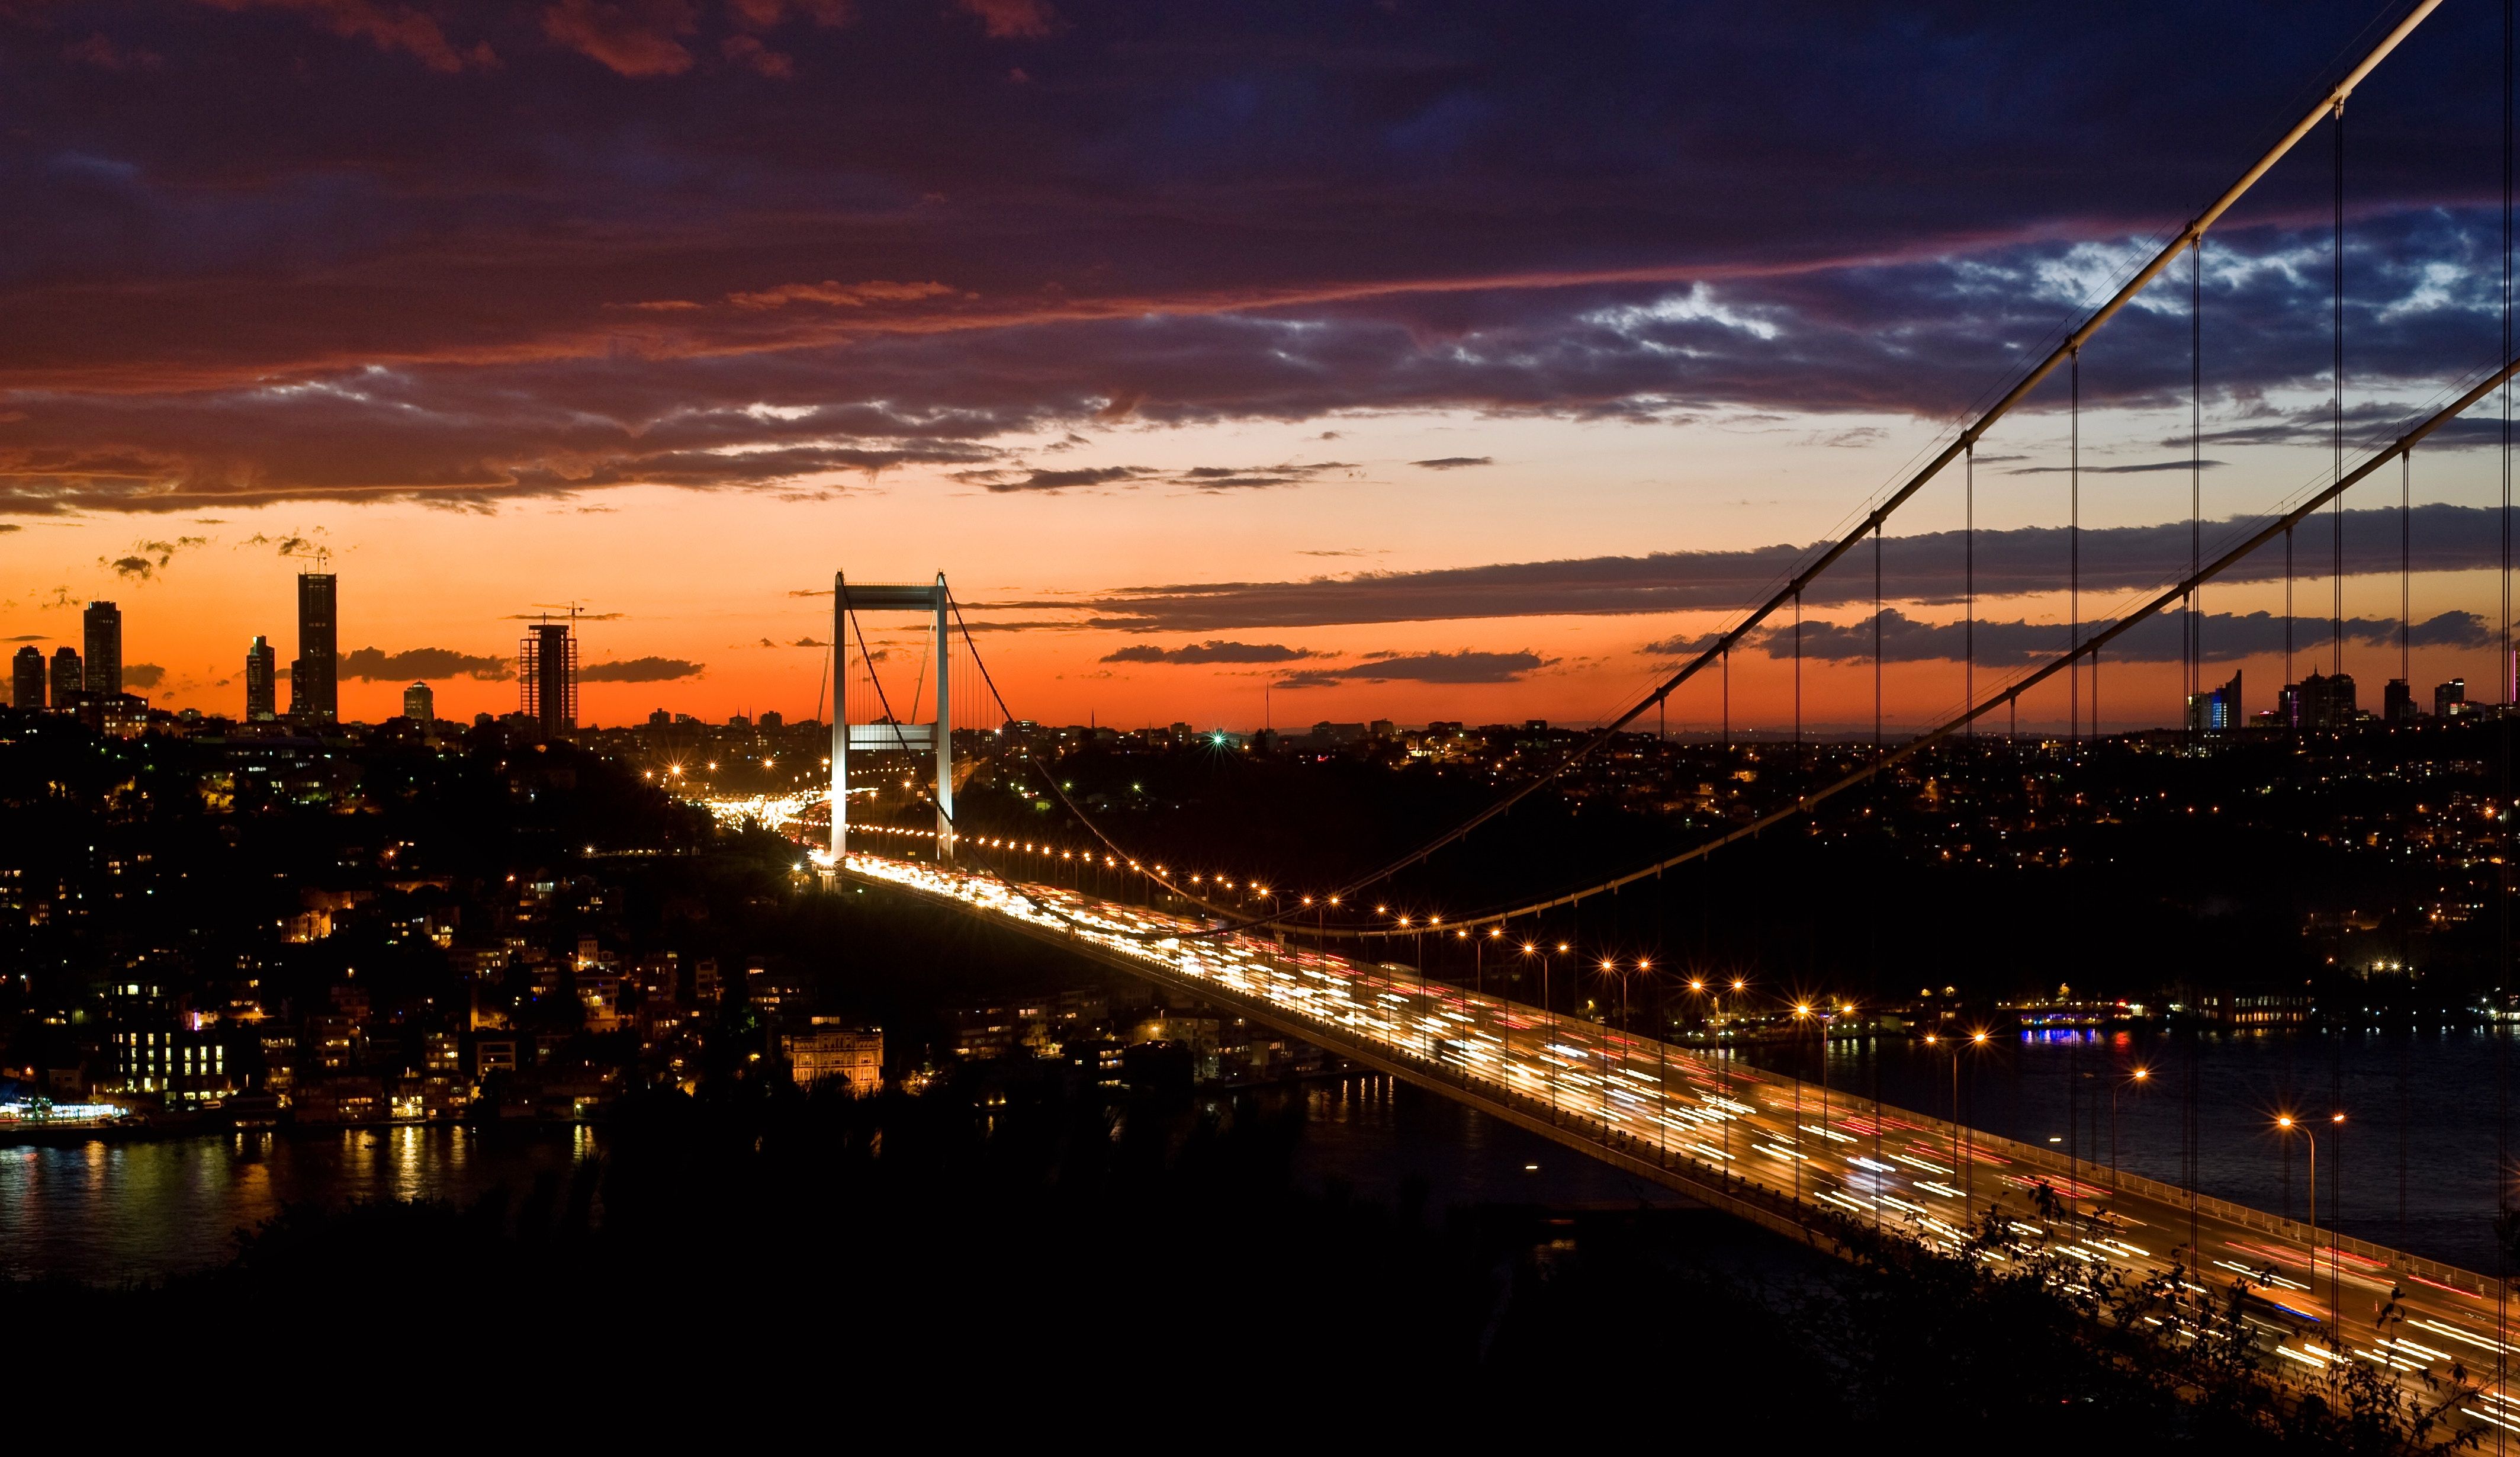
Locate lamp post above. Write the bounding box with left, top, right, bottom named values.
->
left=1792, top=1001, right=1813, bottom=1199
left=1638, top=956, right=1667, bottom=1164
left=1520, top=941, right=1556, bottom=1120
left=1926, top=1029, right=1989, bottom=1211
left=2113, top=1067, right=2151, bottom=1193
left=2277, top=1112, right=2344, bottom=1311
left=1600, top=957, right=1627, bottom=1132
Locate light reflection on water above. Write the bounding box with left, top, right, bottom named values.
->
left=0, top=1127, right=587, bottom=1285
left=18, top=1035, right=2505, bottom=1283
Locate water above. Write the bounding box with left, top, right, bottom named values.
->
left=1290, top=1074, right=1693, bottom=1211
left=0, top=1125, right=594, bottom=1285
left=8, top=1035, right=2511, bottom=1283
left=1757, top=1028, right=2517, bottom=1272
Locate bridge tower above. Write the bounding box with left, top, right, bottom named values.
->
left=829, top=572, right=954, bottom=870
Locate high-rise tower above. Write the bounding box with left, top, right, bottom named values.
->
left=82, top=601, right=121, bottom=696
left=245, top=637, right=277, bottom=721
left=291, top=571, right=338, bottom=722
left=11, top=647, right=42, bottom=710
left=403, top=681, right=435, bottom=721
left=519, top=622, right=577, bottom=738
left=47, top=647, right=80, bottom=708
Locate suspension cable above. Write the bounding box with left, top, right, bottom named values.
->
left=2335, top=97, right=2349, bottom=678
left=1005, top=1, right=2445, bottom=917
left=1324, top=349, right=2520, bottom=938
left=880, top=2, right=2447, bottom=941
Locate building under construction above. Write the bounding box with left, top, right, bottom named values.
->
left=519, top=621, right=578, bottom=738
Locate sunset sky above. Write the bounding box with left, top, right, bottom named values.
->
left=4, top=0, right=2517, bottom=733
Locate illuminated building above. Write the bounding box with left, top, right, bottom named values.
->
left=291, top=570, right=338, bottom=723
left=82, top=601, right=120, bottom=695
left=111, top=1026, right=231, bottom=1105
left=2277, top=670, right=2356, bottom=731
left=519, top=621, right=577, bottom=737
left=403, top=681, right=435, bottom=721
left=11, top=646, right=41, bottom=710
left=783, top=1020, right=883, bottom=1093
left=46, top=647, right=78, bottom=709
left=2184, top=670, right=2241, bottom=735
left=246, top=636, right=278, bottom=720
left=79, top=694, right=147, bottom=739
left=2437, top=678, right=2469, bottom=718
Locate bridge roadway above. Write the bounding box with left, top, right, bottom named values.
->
left=845, top=850, right=2520, bottom=1427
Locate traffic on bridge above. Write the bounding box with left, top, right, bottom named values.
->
left=838, top=842, right=2520, bottom=1436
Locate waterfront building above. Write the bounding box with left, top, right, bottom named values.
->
left=784, top=1020, right=883, bottom=1093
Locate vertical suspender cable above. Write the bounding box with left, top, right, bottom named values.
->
left=2193, top=238, right=2205, bottom=720
left=2071, top=348, right=2081, bottom=745
left=2483, top=17, right=2519, bottom=1450
left=1965, top=444, right=1975, bottom=739
left=2334, top=100, right=2348, bottom=679
left=1793, top=591, right=1803, bottom=763
left=1873, top=522, right=1883, bottom=755
left=2402, top=450, right=2412, bottom=701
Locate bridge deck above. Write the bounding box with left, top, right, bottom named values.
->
left=847, top=852, right=2520, bottom=1431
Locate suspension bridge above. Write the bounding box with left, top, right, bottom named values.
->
left=734, top=0, right=2520, bottom=1431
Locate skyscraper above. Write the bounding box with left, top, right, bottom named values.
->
left=11, top=647, right=42, bottom=710
left=403, top=681, right=435, bottom=721
left=47, top=647, right=80, bottom=708
left=290, top=572, right=338, bottom=723
left=82, top=601, right=121, bottom=696
left=2184, top=670, right=2242, bottom=735
left=245, top=637, right=277, bottom=721
left=519, top=622, right=577, bottom=738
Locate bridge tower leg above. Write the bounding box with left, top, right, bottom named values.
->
left=933, top=571, right=953, bottom=863
left=829, top=570, right=847, bottom=879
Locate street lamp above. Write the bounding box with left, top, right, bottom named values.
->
left=2112, top=1066, right=2151, bottom=1193
left=2275, top=1112, right=2343, bottom=1310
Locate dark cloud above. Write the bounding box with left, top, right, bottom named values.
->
left=1684, top=606, right=2493, bottom=669
left=0, top=0, right=2492, bottom=552
left=105, top=528, right=213, bottom=576
left=956, top=461, right=1354, bottom=494
left=1101, top=640, right=1317, bottom=665
left=978, top=466, right=1148, bottom=493
left=340, top=646, right=512, bottom=681
left=0, top=2, right=2502, bottom=511
left=121, top=662, right=163, bottom=689
left=1277, top=649, right=1550, bottom=687
left=1410, top=457, right=1492, bottom=470
left=581, top=656, right=704, bottom=682
left=1085, top=505, right=2513, bottom=632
